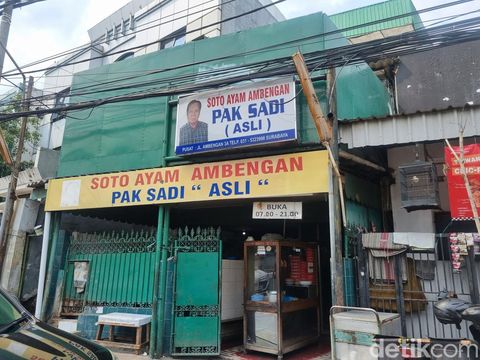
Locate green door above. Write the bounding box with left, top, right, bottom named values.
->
left=171, top=228, right=222, bottom=356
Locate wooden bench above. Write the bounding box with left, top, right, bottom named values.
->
left=95, top=313, right=152, bottom=355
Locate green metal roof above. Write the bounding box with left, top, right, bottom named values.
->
left=330, top=0, right=423, bottom=38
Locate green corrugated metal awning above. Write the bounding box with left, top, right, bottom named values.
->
left=330, top=0, right=423, bottom=38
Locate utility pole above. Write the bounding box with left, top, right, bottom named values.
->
left=0, top=0, right=45, bottom=280
left=327, top=68, right=345, bottom=306
left=0, top=75, right=33, bottom=273
left=292, top=51, right=345, bottom=306
left=0, top=1, right=13, bottom=78
left=0, top=1, right=46, bottom=82
left=0, top=0, right=16, bottom=276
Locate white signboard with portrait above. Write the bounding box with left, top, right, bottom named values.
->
left=175, top=77, right=297, bottom=155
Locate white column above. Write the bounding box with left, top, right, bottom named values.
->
left=35, top=211, right=51, bottom=319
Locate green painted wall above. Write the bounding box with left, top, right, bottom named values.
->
left=58, top=12, right=390, bottom=177
left=344, top=173, right=383, bottom=230
left=323, top=15, right=392, bottom=120
left=330, top=0, right=423, bottom=38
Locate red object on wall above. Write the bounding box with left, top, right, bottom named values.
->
left=445, top=144, right=480, bottom=219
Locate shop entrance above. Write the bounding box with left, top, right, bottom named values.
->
left=170, top=197, right=332, bottom=350
left=170, top=227, right=222, bottom=356
left=53, top=197, right=331, bottom=356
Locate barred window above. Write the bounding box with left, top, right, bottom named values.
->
left=51, top=88, right=70, bottom=122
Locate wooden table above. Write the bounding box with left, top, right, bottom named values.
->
left=95, top=312, right=152, bottom=355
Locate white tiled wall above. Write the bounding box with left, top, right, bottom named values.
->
left=221, top=260, right=243, bottom=321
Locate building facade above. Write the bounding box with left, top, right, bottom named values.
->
left=333, top=0, right=480, bottom=342
left=0, top=0, right=284, bottom=300
left=39, top=11, right=390, bottom=357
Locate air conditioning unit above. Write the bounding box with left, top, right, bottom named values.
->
left=398, top=160, right=440, bottom=212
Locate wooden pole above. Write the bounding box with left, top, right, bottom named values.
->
left=293, top=51, right=345, bottom=305
left=292, top=52, right=332, bottom=142
left=291, top=52, right=346, bottom=223
left=0, top=130, right=12, bottom=166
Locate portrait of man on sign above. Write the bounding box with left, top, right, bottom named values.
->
left=179, top=99, right=208, bottom=146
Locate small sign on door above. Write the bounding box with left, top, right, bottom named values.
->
left=252, top=202, right=302, bottom=219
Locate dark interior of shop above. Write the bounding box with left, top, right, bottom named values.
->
left=61, top=197, right=332, bottom=343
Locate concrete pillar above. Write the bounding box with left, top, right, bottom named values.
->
left=0, top=198, right=40, bottom=295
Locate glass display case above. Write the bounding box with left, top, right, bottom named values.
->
left=243, top=240, right=320, bottom=360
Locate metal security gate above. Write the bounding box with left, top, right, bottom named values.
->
left=356, top=233, right=480, bottom=339
left=171, top=227, right=222, bottom=356
left=62, top=230, right=156, bottom=314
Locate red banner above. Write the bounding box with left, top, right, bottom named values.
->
left=445, top=144, right=480, bottom=219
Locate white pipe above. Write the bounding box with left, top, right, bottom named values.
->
left=35, top=211, right=51, bottom=319
left=394, top=69, right=399, bottom=114
left=328, top=165, right=337, bottom=306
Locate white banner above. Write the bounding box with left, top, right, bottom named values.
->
left=175, top=77, right=297, bottom=155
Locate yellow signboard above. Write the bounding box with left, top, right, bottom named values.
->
left=45, top=150, right=328, bottom=211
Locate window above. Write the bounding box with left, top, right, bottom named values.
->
left=114, top=24, right=122, bottom=40
left=130, top=14, right=135, bottom=30
left=175, top=34, right=186, bottom=47
left=160, top=27, right=186, bottom=50
left=122, top=18, right=130, bottom=35
left=51, top=88, right=70, bottom=122
left=115, top=52, right=135, bottom=62
left=105, top=28, right=113, bottom=44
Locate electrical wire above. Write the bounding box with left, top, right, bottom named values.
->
left=4, top=0, right=238, bottom=74
left=1, top=0, right=281, bottom=102
left=17, top=3, right=480, bottom=102
left=6, top=16, right=480, bottom=115
left=328, top=52, right=358, bottom=110
left=425, top=7, right=480, bottom=27
left=3, top=0, right=287, bottom=77
left=4, top=3, right=480, bottom=111
left=0, top=75, right=57, bottom=116
left=24, top=4, right=479, bottom=86
left=54, top=15, right=480, bottom=100
left=2, top=0, right=472, bottom=78
left=3, top=13, right=480, bottom=123
left=1, top=0, right=475, bottom=112
left=10, top=4, right=480, bottom=112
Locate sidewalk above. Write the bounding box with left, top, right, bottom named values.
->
left=113, top=343, right=331, bottom=360
left=114, top=352, right=150, bottom=360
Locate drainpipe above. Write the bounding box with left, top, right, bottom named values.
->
left=35, top=211, right=51, bottom=318
left=150, top=207, right=164, bottom=358
left=151, top=96, right=172, bottom=358
left=156, top=208, right=170, bottom=356
left=150, top=202, right=172, bottom=360
left=40, top=214, right=61, bottom=320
